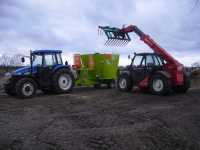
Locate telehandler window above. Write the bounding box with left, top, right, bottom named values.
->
left=146, top=55, right=154, bottom=66
left=132, top=55, right=143, bottom=67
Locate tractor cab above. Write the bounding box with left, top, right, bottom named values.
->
left=31, top=50, right=65, bottom=68
left=29, top=50, right=66, bottom=87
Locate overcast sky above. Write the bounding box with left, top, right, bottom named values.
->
left=0, top=0, right=199, bottom=66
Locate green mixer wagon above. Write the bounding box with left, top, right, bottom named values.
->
left=73, top=53, right=119, bottom=88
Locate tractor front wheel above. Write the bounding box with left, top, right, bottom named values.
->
left=15, top=78, right=37, bottom=98
left=149, top=74, right=171, bottom=95
left=117, top=74, right=132, bottom=92
left=52, top=69, right=75, bottom=94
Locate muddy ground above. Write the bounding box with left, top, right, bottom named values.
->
left=0, top=78, right=200, bottom=150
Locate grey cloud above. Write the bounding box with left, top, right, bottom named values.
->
left=0, top=0, right=199, bottom=65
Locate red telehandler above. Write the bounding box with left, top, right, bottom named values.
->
left=98, top=25, right=190, bottom=95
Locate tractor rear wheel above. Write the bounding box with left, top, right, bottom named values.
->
left=117, top=74, right=132, bottom=92
left=15, top=78, right=37, bottom=98
left=52, top=69, right=75, bottom=94
left=149, top=74, right=171, bottom=95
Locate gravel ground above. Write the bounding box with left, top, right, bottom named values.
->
left=0, top=78, right=200, bottom=150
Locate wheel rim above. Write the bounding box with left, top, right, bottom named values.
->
left=22, top=82, right=34, bottom=96
left=153, top=79, right=164, bottom=92
left=58, top=74, right=72, bottom=91
left=119, top=78, right=127, bottom=89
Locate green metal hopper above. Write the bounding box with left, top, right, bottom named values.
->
left=73, top=53, right=119, bottom=88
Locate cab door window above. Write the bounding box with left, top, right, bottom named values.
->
left=132, top=55, right=144, bottom=67
left=32, top=54, right=43, bottom=66
left=153, top=55, right=160, bottom=66
left=156, top=56, right=164, bottom=66
left=146, top=55, right=154, bottom=66
left=44, top=54, right=56, bottom=66
left=56, top=53, right=63, bottom=64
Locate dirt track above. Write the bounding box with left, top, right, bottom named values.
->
left=0, top=80, right=200, bottom=150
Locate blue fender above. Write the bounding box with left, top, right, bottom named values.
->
left=53, top=64, right=70, bottom=72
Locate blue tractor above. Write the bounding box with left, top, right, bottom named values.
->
left=4, top=50, right=75, bottom=98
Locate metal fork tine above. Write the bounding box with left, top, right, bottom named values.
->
left=120, top=40, right=125, bottom=47
left=104, top=40, right=109, bottom=46
left=111, top=39, right=116, bottom=46
left=112, top=39, right=118, bottom=46
left=119, top=40, right=125, bottom=47
left=126, top=40, right=130, bottom=45
left=108, top=39, right=114, bottom=46
left=106, top=39, right=112, bottom=46
left=118, top=40, right=123, bottom=47
left=98, top=28, right=102, bottom=36
left=124, top=40, right=128, bottom=46
left=116, top=40, right=121, bottom=47
left=122, top=40, right=127, bottom=46
left=113, top=39, right=118, bottom=46
left=117, top=40, right=122, bottom=47
left=105, top=39, right=109, bottom=46
left=117, top=40, right=123, bottom=47
left=110, top=39, right=115, bottom=46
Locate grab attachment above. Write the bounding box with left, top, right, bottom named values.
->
left=98, top=26, right=131, bottom=47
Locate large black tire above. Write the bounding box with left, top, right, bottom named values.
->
left=173, top=74, right=190, bottom=93
left=117, top=74, right=132, bottom=92
left=15, top=78, right=37, bottom=98
left=149, top=74, right=171, bottom=95
left=52, top=69, right=75, bottom=94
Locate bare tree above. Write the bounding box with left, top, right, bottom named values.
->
left=0, top=54, right=11, bottom=66
left=0, top=53, right=23, bottom=66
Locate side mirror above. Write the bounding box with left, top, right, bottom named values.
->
left=21, top=57, right=25, bottom=63
left=128, top=55, right=131, bottom=59
left=65, top=61, right=68, bottom=66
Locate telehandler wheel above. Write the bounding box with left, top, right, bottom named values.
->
left=173, top=75, right=190, bottom=93
left=117, top=74, right=132, bottom=92
left=15, top=78, right=37, bottom=98
left=52, top=69, right=75, bottom=94
left=149, top=74, right=171, bottom=95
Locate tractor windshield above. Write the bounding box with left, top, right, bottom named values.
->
left=32, top=54, right=43, bottom=66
